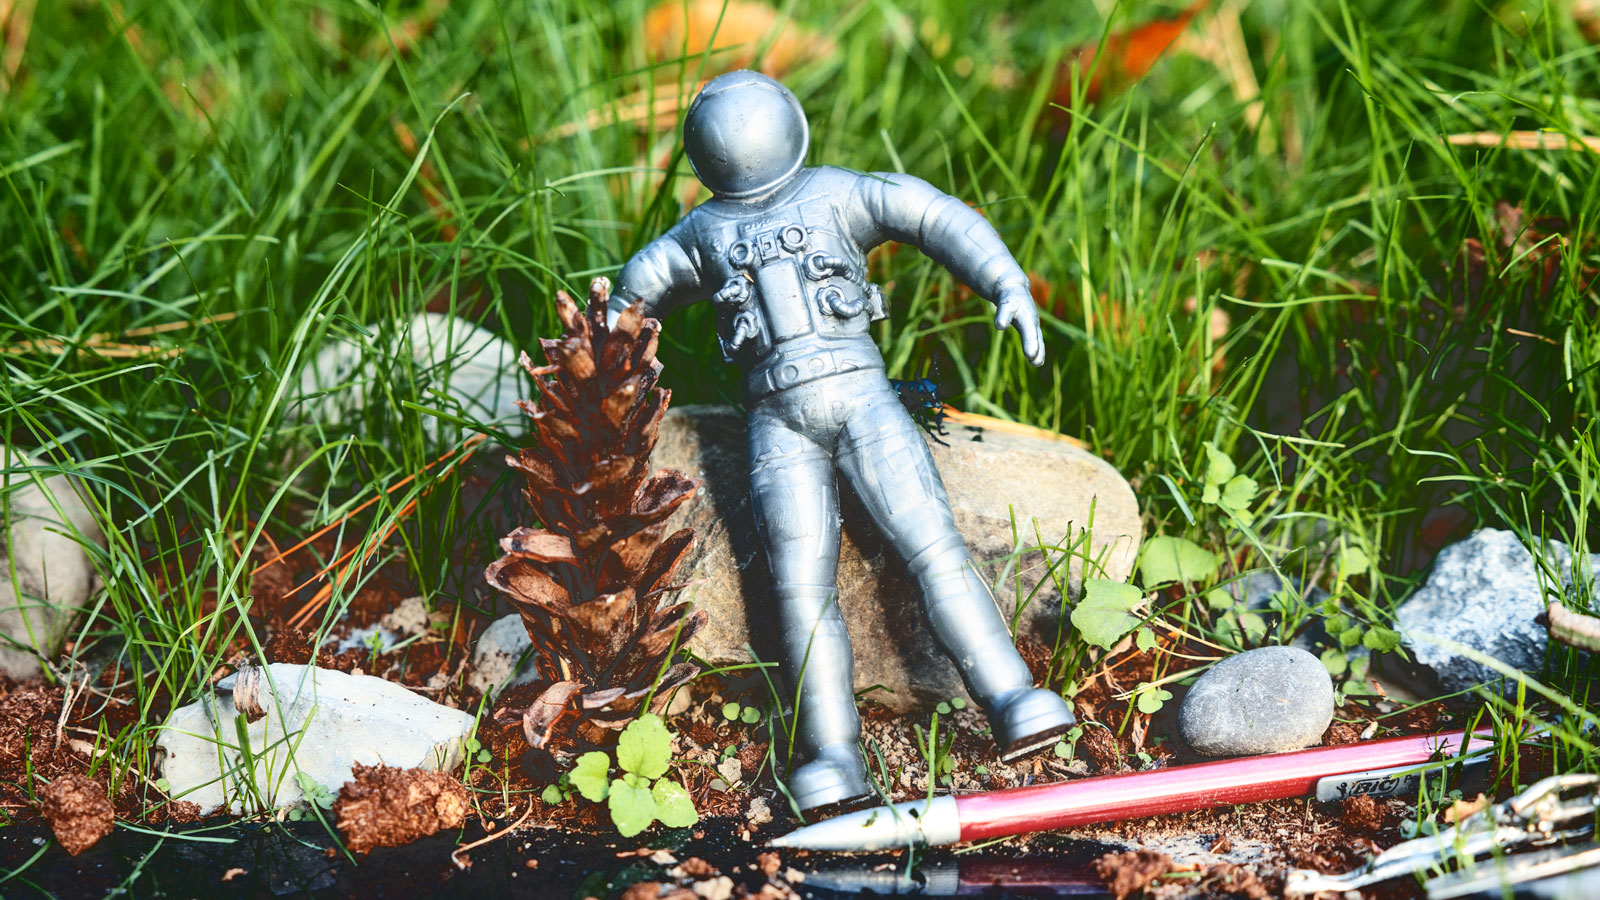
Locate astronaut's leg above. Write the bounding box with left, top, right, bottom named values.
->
left=748, top=407, right=870, bottom=811
left=836, top=381, right=1076, bottom=761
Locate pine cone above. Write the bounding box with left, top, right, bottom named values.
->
left=487, top=277, right=705, bottom=750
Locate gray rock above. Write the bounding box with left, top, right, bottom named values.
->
left=654, top=405, right=1141, bottom=713
left=0, top=448, right=106, bottom=679
left=156, top=663, right=474, bottom=815
left=1231, top=570, right=1330, bottom=613
left=1178, top=646, right=1334, bottom=757
left=296, top=312, right=524, bottom=444
left=468, top=613, right=539, bottom=699
left=1395, top=529, right=1596, bottom=695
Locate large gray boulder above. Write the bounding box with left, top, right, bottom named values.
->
left=654, top=405, right=1141, bottom=712
left=1395, top=529, right=1596, bottom=695
left=156, top=663, right=475, bottom=815
left=0, top=448, right=106, bottom=679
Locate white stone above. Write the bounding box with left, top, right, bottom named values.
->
left=155, top=663, right=474, bottom=815
left=747, top=795, right=773, bottom=826
left=381, top=595, right=431, bottom=636
left=468, top=613, right=538, bottom=699
left=0, top=448, right=106, bottom=679
left=694, top=876, right=734, bottom=900
left=295, top=312, right=524, bottom=444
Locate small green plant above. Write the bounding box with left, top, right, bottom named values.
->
left=1199, top=443, right=1259, bottom=525
left=1053, top=725, right=1084, bottom=759
left=720, top=701, right=762, bottom=725
left=1071, top=579, right=1147, bottom=650
left=914, top=712, right=958, bottom=789
left=1133, top=682, right=1174, bottom=715
left=561, top=714, right=698, bottom=838
left=1140, top=536, right=1221, bottom=590
left=287, top=771, right=335, bottom=821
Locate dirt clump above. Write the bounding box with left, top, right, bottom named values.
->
left=39, top=773, right=114, bottom=856
left=1093, top=849, right=1177, bottom=899
left=1081, top=723, right=1126, bottom=773
left=333, top=763, right=470, bottom=853
left=1199, top=862, right=1274, bottom=898
left=1341, top=793, right=1387, bottom=831
left=620, top=883, right=696, bottom=900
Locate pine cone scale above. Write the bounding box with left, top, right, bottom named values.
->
left=489, top=277, right=703, bottom=758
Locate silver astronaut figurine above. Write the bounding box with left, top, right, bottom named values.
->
left=607, top=71, right=1075, bottom=812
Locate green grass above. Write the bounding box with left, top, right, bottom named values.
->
left=2, top=0, right=1598, bottom=836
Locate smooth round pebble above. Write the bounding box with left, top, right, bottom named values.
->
left=1178, top=645, right=1334, bottom=757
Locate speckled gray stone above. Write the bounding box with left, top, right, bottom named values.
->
left=0, top=448, right=106, bottom=679
left=1178, top=646, right=1334, bottom=758
left=1395, top=529, right=1596, bottom=695
left=295, top=312, right=524, bottom=445
left=468, top=613, right=539, bottom=699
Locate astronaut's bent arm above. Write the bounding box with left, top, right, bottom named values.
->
left=608, top=226, right=704, bottom=326
left=851, top=171, right=1031, bottom=305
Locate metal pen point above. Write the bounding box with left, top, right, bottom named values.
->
left=768, top=796, right=961, bottom=852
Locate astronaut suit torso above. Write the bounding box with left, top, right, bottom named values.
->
left=607, top=72, right=1074, bottom=812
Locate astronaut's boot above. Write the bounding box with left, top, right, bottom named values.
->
left=775, top=585, right=872, bottom=812
left=910, top=536, right=1077, bottom=762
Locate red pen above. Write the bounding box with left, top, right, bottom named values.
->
left=771, top=729, right=1488, bottom=851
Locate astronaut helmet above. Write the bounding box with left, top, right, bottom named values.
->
left=683, top=71, right=810, bottom=199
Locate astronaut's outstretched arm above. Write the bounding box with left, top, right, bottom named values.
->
left=850, top=171, right=1045, bottom=365
left=607, top=224, right=705, bottom=327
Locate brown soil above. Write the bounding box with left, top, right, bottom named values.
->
left=38, top=773, right=114, bottom=856
left=333, top=763, right=471, bottom=854
left=1342, top=794, right=1388, bottom=832
left=620, top=883, right=697, bottom=900
left=1197, top=862, right=1273, bottom=898
left=1093, top=849, right=1178, bottom=899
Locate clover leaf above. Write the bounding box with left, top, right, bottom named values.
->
left=617, top=714, right=672, bottom=780
left=1363, top=625, right=1403, bottom=653
left=570, top=751, right=612, bottom=802
left=1201, top=443, right=1236, bottom=503
left=1140, top=536, right=1220, bottom=588
left=652, top=778, right=699, bottom=829
left=1135, top=684, right=1173, bottom=715
left=1339, top=544, right=1371, bottom=576
left=608, top=773, right=659, bottom=838
left=1072, top=579, right=1145, bottom=649
left=1219, top=474, right=1257, bottom=513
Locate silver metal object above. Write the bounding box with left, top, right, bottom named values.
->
left=1426, top=842, right=1600, bottom=899
left=1286, top=774, right=1600, bottom=895
left=610, top=71, right=1066, bottom=811
left=768, top=796, right=962, bottom=852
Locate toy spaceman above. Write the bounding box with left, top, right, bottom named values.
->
left=607, top=71, right=1075, bottom=812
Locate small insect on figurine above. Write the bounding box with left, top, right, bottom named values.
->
left=890, top=359, right=950, bottom=446
left=605, top=71, right=1074, bottom=813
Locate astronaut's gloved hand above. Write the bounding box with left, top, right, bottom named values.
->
left=992, top=281, right=1046, bottom=367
